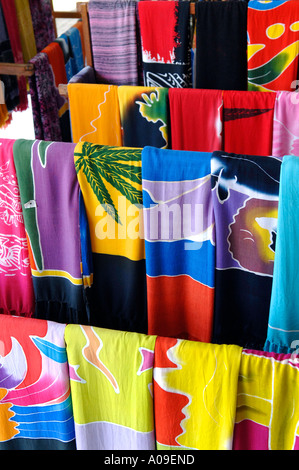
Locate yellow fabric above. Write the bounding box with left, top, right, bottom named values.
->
left=68, top=83, right=123, bottom=146
left=14, top=0, right=37, bottom=63
left=235, top=350, right=299, bottom=450
left=0, top=104, right=9, bottom=128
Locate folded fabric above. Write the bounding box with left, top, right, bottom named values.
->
left=233, top=349, right=299, bottom=450
left=248, top=0, right=299, bottom=92
left=142, top=147, right=215, bottom=342
left=74, top=142, right=147, bottom=333
left=28, top=52, right=62, bottom=142
left=13, top=139, right=89, bottom=325
left=138, top=0, right=191, bottom=88
left=154, top=336, right=242, bottom=450
left=118, top=86, right=169, bottom=148
left=69, top=66, right=97, bottom=84
left=29, top=0, right=55, bottom=53
left=211, top=151, right=282, bottom=350
left=89, top=0, right=139, bottom=85
left=0, top=139, right=35, bottom=316
left=68, top=83, right=122, bottom=145
left=272, top=91, right=299, bottom=157
left=169, top=88, right=223, bottom=152
left=223, top=90, right=276, bottom=156
left=65, top=324, right=156, bottom=450
left=265, top=155, right=299, bottom=354
left=195, top=0, right=248, bottom=91
left=0, top=315, right=76, bottom=450
left=14, top=0, right=37, bottom=63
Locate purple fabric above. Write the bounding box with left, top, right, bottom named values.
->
left=29, top=0, right=55, bottom=53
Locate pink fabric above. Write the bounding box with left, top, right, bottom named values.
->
left=0, top=139, right=35, bottom=316
left=272, top=91, right=299, bottom=157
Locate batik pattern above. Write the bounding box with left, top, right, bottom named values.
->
left=65, top=324, right=156, bottom=450
left=0, top=315, right=75, bottom=450
left=247, top=0, right=299, bottom=92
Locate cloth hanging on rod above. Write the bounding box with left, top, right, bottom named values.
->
left=223, top=90, right=276, bottom=156
left=68, top=83, right=122, bottom=145
left=69, top=66, right=97, bottom=84
left=29, top=0, right=55, bottom=54
left=42, top=42, right=68, bottom=88
left=169, top=88, right=223, bottom=152
left=264, top=155, right=299, bottom=354
left=153, top=336, right=242, bottom=450
left=195, top=0, right=248, bottom=91
left=14, top=0, right=37, bottom=63
left=74, top=142, right=147, bottom=333
left=65, top=325, right=157, bottom=450
left=233, top=349, right=299, bottom=450
left=73, top=21, right=86, bottom=66
left=211, top=151, right=281, bottom=350
left=60, top=28, right=84, bottom=79
left=138, top=0, right=192, bottom=88
left=0, top=139, right=35, bottom=317
left=272, top=91, right=299, bottom=157
left=0, top=315, right=76, bottom=450
left=118, top=86, right=169, bottom=149
left=55, top=37, right=73, bottom=82
left=142, top=147, right=215, bottom=343
left=247, top=0, right=299, bottom=92
left=89, top=0, right=140, bottom=85
left=13, top=139, right=90, bottom=325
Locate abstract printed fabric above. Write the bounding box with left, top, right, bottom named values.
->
left=65, top=324, right=156, bottom=450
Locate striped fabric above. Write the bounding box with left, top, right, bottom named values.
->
left=89, top=0, right=139, bottom=85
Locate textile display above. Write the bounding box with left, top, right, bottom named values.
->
left=233, top=349, right=299, bottom=450
left=13, top=139, right=88, bottom=325
left=0, top=139, right=35, bottom=317
left=69, top=66, right=97, bottom=85
left=138, top=0, right=192, bottom=88
left=55, top=36, right=73, bottom=82
left=195, top=0, right=248, bottom=91
left=247, top=0, right=299, bottom=92
left=265, top=155, right=299, bottom=354
left=68, top=83, right=122, bottom=145
left=0, top=0, right=28, bottom=112
left=118, top=86, right=169, bottom=149
left=28, top=52, right=62, bottom=142
left=211, top=151, right=282, bottom=350
left=169, top=88, right=223, bottom=152
left=60, top=27, right=84, bottom=79
left=89, top=0, right=139, bottom=86
left=223, top=90, right=276, bottom=156
left=73, top=21, right=85, bottom=65
left=153, top=336, right=242, bottom=450
left=14, top=0, right=37, bottom=63
left=74, top=142, right=147, bottom=333
left=65, top=325, right=156, bottom=450
left=272, top=91, right=299, bottom=157
left=142, top=147, right=215, bottom=343
left=29, top=0, right=55, bottom=53
left=0, top=315, right=76, bottom=450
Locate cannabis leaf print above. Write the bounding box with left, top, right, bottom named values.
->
left=74, top=143, right=143, bottom=224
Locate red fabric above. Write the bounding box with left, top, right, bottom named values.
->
left=223, top=90, right=276, bottom=156
left=169, top=88, right=223, bottom=152
left=0, top=0, right=28, bottom=111
left=42, top=42, right=68, bottom=87
left=147, top=274, right=214, bottom=343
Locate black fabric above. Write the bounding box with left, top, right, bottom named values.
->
left=195, top=0, right=248, bottom=90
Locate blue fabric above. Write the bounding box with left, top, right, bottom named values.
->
left=60, top=28, right=83, bottom=80
left=264, top=155, right=299, bottom=354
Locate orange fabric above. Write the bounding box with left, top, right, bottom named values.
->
left=42, top=42, right=68, bottom=87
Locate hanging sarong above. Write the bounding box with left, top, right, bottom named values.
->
left=74, top=142, right=147, bottom=333
left=29, top=0, right=55, bottom=53
left=223, top=90, right=276, bottom=156
left=55, top=37, right=73, bottom=82
left=248, top=0, right=299, bottom=92
left=264, top=155, right=299, bottom=354
left=89, top=0, right=139, bottom=85
left=142, top=147, right=215, bottom=342
left=0, top=315, right=76, bottom=450
left=233, top=349, right=299, bottom=450
left=154, top=336, right=242, bottom=450
left=169, top=88, right=223, bottom=152
left=73, top=21, right=86, bottom=65
left=272, top=91, right=299, bottom=157
left=68, top=83, right=122, bottom=145
left=118, top=86, right=169, bottom=148
left=14, top=0, right=37, bottom=63
left=195, top=0, right=248, bottom=91
left=28, top=53, right=62, bottom=142
left=13, top=139, right=89, bottom=325
left=211, top=151, right=281, bottom=350
left=138, top=0, right=191, bottom=88
left=0, top=139, right=35, bottom=317
left=65, top=324, right=156, bottom=450
left=61, top=28, right=84, bottom=78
